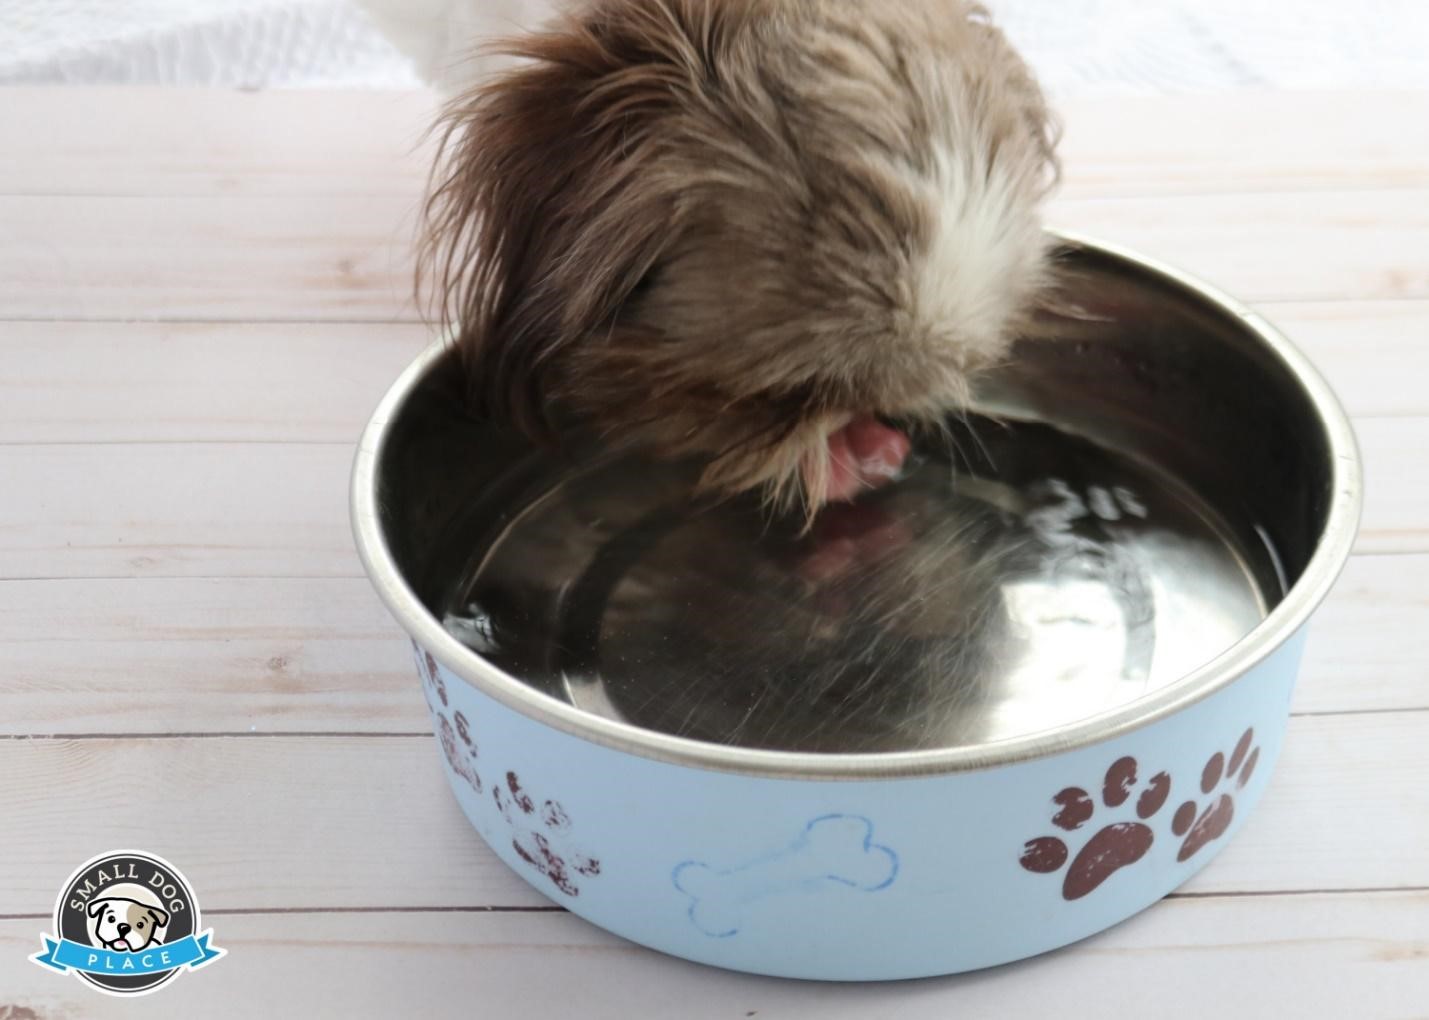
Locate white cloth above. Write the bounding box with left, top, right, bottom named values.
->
left=2, top=0, right=1427, bottom=95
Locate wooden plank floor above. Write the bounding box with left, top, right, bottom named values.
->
left=2, top=88, right=1426, bottom=1018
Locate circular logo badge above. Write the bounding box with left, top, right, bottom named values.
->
left=32, top=850, right=224, bottom=996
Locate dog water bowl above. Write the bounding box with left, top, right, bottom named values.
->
left=352, top=233, right=1361, bottom=980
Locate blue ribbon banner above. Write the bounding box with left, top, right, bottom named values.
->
left=32, top=931, right=223, bottom=976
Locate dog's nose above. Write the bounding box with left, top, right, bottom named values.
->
left=117, top=923, right=131, bottom=936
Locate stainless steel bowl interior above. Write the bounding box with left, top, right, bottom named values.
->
left=351, top=233, right=1361, bottom=777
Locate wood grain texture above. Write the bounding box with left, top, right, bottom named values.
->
left=1056, top=90, right=1429, bottom=199
left=1047, top=189, right=1429, bottom=304
left=1, top=87, right=1424, bottom=1012
left=3, top=893, right=1428, bottom=1018
left=1354, top=417, right=1429, bottom=556
left=0, top=415, right=1416, bottom=582
left=0, top=444, right=355, bottom=579
left=0, top=193, right=419, bottom=322
left=2, top=190, right=1428, bottom=322
left=6, top=88, right=1428, bottom=200
left=1267, top=300, right=1429, bottom=418
left=1, top=713, right=1424, bottom=913
left=0, top=321, right=428, bottom=444
left=0, top=552, right=1421, bottom=737
left=0, top=303, right=1419, bottom=450
left=0, top=88, right=439, bottom=198
left=0, top=733, right=543, bottom=913
left=0, top=578, right=418, bottom=735
left=1296, top=554, right=1429, bottom=715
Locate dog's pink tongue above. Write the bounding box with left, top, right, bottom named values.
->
left=821, top=415, right=913, bottom=503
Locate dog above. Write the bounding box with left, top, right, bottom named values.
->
left=409, top=0, right=1060, bottom=519
left=88, top=897, right=169, bottom=953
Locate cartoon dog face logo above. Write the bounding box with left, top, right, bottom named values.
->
left=33, top=850, right=224, bottom=997
left=87, top=897, right=169, bottom=953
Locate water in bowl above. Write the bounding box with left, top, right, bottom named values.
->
left=437, top=417, right=1277, bottom=754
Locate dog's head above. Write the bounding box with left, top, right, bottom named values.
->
left=422, top=0, right=1058, bottom=515
left=88, top=897, right=169, bottom=953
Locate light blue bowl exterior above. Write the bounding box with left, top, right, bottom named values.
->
left=410, top=627, right=1306, bottom=981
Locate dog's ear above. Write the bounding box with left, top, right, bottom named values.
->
left=963, top=2, right=1062, bottom=193
left=87, top=899, right=112, bottom=919
left=419, top=0, right=745, bottom=438
left=147, top=906, right=170, bottom=929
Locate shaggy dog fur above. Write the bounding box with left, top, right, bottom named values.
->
left=420, top=0, right=1060, bottom=516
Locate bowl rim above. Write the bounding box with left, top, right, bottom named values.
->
left=350, top=230, right=1364, bottom=780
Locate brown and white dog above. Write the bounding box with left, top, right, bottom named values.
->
left=88, top=897, right=169, bottom=953
left=381, top=0, right=1060, bottom=517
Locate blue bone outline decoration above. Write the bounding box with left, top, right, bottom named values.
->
left=673, top=814, right=899, bottom=938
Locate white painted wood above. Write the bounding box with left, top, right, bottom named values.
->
left=1182, top=712, right=1429, bottom=896
left=0, top=88, right=1425, bottom=1013
left=1267, top=300, right=1429, bottom=419
left=1056, top=90, right=1429, bottom=199
left=1, top=893, right=1426, bottom=1018
left=5, top=89, right=1428, bottom=201
left=1354, top=417, right=1429, bottom=556
left=0, top=193, right=420, bottom=322
left=0, top=552, right=1420, bottom=738
left=0, top=733, right=546, bottom=913
left=0, top=714, right=1423, bottom=914
left=1296, top=554, right=1429, bottom=715
left=0, top=321, right=429, bottom=444
left=1047, top=189, right=1429, bottom=305
left=0, top=88, right=440, bottom=198
left=0, top=444, right=357, bottom=579
left=1, top=190, right=1427, bottom=322
left=0, top=303, right=1417, bottom=449
left=0, top=578, right=419, bottom=735
left=0, top=414, right=1415, bottom=582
